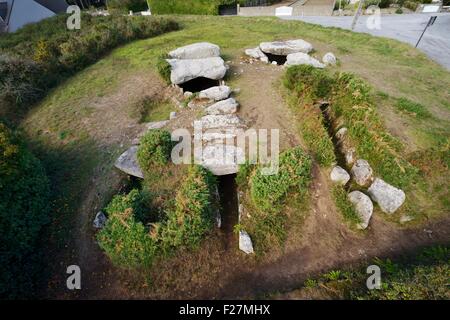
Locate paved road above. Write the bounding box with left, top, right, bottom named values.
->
left=282, top=13, right=450, bottom=70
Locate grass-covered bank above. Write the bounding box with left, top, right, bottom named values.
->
left=282, top=65, right=449, bottom=225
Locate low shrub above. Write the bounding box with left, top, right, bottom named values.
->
left=403, top=0, right=419, bottom=11
left=107, top=0, right=149, bottom=13
left=137, top=129, right=173, bottom=173
left=157, top=55, right=171, bottom=84
left=0, top=14, right=180, bottom=116
left=0, top=123, right=50, bottom=298
left=250, top=146, right=312, bottom=211
left=160, top=166, right=217, bottom=251
left=97, top=207, right=158, bottom=268
left=98, top=166, right=217, bottom=268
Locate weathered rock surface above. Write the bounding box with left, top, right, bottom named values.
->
left=239, top=230, right=254, bottom=254
left=245, top=47, right=269, bottom=63
left=170, top=111, right=177, bottom=120
left=260, top=39, right=313, bottom=55
left=200, top=114, right=244, bottom=130
left=199, top=85, right=231, bottom=101
left=147, top=120, right=169, bottom=130
left=335, top=127, right=348, bottom=141
left=368, top=178, right=406, bottom=214
left=330, top=166, right=350, bottom=185
left=167, top=57, right=227, bottom=85
left=205, top=98, right=239, bottom=115
left=323, top=52, right=337, bottom=66
left=351, top=159, right=373, bottom=186
left=168, top=42, right=220, bottom=59
left=344, top=147, right=356, bottom=166
left=201, top=143, right=245, bottom=176
left=285, top=52, right=325, bottom=68
left=114, top=146, right=144, bottom=179
left=93, top=211, right=107, bottom=229
left=348, top=191, right=373, bottom=230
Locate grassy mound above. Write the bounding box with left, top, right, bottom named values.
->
left=98, top=165, right=217, bottom=269
left=238, top=147, right=312, bottom=254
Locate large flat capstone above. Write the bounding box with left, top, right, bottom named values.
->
left=167, top=57, right=227, bottom=85
left=260, top=39, right=313, bottom=56
left=169, top=42, right=221, bottom=60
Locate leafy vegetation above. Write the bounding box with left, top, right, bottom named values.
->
left=137, top=129, right=173, bottom=171
left=239, top=147, right=312, bottom=253
left=147, top=0, right=248, bottom=15
left=250, top=147, right=312, bottom=211
left=0, top=123, right=50, bottom=298
left=107, top=0, right=149, bottom=13
left=98, top=165, right=217, bottom=269
left=0, top=14, right=179, bottom=118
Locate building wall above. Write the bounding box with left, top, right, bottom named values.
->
left=8, top=0, right=56, bottom=32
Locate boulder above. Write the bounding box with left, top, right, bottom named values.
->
left=200, top=114, right=244, bottom=130
left=201, top=143, right=245, bottom=176
left=239, top=230, right=254, bottom=254
left=147, top=120, right=169, bottom=130
left=344, top=147, right=356, bottom=166
left=170, top=111, right=177, bottom=120
left=348, top=191, right=373, bottom=230
left=335, top=127, right=348, bottom=141
left=205, top=98, right=239, bottom=115
left=285, top=52, right=325, bottom=68
left=168, top=42, right=220, bottom=59
left=199, top=85, right=231, bottom=101
left=93, top=211, right=107, bottom=229
left=351, top=159, right=373, bottom=186
left=167, top=57, right=227, bottom=85
left=368, top=178, right=406, bottom=214
left=114, top=146, right=144, bottom=179
left=245, top=47, right=269, bottom=63
left=330, top=166, right=350, bottom=185
left=260, top=39, right=313, bottom=55
left=323, top=52, right=337, bottom=66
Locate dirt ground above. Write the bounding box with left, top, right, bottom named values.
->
left=46, top=59, right=450, bottom=300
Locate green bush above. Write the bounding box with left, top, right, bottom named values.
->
left=250, top=147, right=312, bottom=211
left=98, top=166, right=217, bottom=268
left=0, top=123, right=50, bottom=298
left=157, top=55, right=172, bottom=84
left=137, top=129, right=173, bottom=173
left=98, top=207, right=158, bottom=268
left=160, top=166, right=217, bottom=251
left=107, top=0, right=149, bottom=13
left=147, top=0, right=248, bottom=15
left=0, top=14, right=179, bottom=115
left=403, top=0, right=419, bottom=10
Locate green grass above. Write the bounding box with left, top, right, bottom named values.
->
left=273, top=245, right=450, bottom=300
left=138, top=98, right=174, bottom=123
left=395, top=97, right=432, bottom=119
left=332, top=185, right=363, bottom=228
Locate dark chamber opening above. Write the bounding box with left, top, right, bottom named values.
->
left=217, top=174, right=239, bottom=246
left=179, top=77, right=220, bottom=93
left=265, top=52, right=287, bottom=65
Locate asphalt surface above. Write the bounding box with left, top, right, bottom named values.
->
left=282, top=13, right=450, bottom=70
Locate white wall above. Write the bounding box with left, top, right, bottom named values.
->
left=8, top=0, right=55, bottom=32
